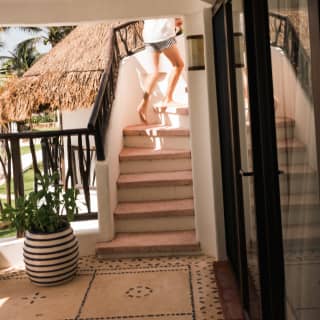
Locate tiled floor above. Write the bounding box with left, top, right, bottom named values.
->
left=214, top=262, right=244, bottom=320
left=285, top=249, right=320, bottom=320
left=0, top=255, right=225, bottom=320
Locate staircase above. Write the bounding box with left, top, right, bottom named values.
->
left=96, top=105, right=201, bottom=258
left=250, top=116, right=320, bottom=250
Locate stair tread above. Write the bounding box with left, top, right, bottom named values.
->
left=247, top=116, right=295, bottom=129
left=153, top=105, right=189, bottom=115
left=115, top=199, right=194, bottom=218
left=118, top=170, right=193, bottom=187
left=275, top=116, right=295, bottom=127
left=96, top=230, right=200, bottom=253
left=276, top=138, right=305, bottom=150
left=119, top=147, right=191, bottom=161
left=279, top=164, right=315, bottom=175
left=124, top=124, right=190, bottom=136
left=281, top=193, right=320, bottom=207
left=283, top=224, right=320, bottom=240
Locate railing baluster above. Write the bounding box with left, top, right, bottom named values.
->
left=65, top=135, right=75, bottom=188
left=11, top=137, right=24, bottom=201
left=77, top=134, right=91, bottom=214
left=270, top=12, right=312, bottom=102
left=29, top=138, right=41, bottom=192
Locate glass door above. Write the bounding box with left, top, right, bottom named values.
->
left=213, top=0, right=286, bottom=319
left=267, top=1, right=320, bottom=319
left=231, top=3, right=263, bottom=319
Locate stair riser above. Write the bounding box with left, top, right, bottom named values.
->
left=277, top=149, right=307, bottom=165
left=124, top=136, right=190, bottom=149
left=120, top=158, right=192, bottom=174
left=115, top=216, right=195, bottom=232
left=247, top=125, right=294, bottom=141
left=276, top=125, right=294, bottom=140
left=249, top=175, right=317, bottom=195
left=158, top=113, right=190, bottom=129
left=249, top=233, right=320, bottom=251
left=283, top=237, right=320, bottom=251
left=281, top=206, right=320, bottom=226
left=96, top=249, right=202, bottom=259
left=279, top=175, right=318, bottom=194
left=118, top=185, right=193, bottom=202
left=248, top=148, right=307, bottom=166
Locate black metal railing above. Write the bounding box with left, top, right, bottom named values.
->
left=0, top=128, right=97, bottom=220
left=269, top=12, right=312, bottom=101
left=0, top=21, right=144, bottom=224
left=88, top=21, right=144, bottom=160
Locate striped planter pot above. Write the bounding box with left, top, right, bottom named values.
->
left=23, top=225, right=79, bottom=286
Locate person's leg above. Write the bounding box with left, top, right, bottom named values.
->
left=137, top=50, right=161, bottom=123
left=162, top=44, right=184, bottom=106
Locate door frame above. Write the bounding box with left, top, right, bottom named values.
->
left=242, top=0, right=285, bottom=318
left=212, top=1, right=249, bottom=310
left=212, top=0, right=285, bottom=319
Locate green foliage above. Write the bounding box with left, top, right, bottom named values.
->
left=0, top=26, right=75, bottom=77
left=0, top=38, right=40, bottom=77
left=1, top=172, right=78, bottom=234
left=31, top=112, right=57, bottom=124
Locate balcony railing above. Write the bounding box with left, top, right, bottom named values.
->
left=88, top=21, right=144, bottom=160
left=0, top=20, right=144, bottom=224
left=269, top=12, right=312, bottom=101
left=0, top=128, right=97, bottom=220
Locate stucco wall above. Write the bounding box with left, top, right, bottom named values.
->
left=185, top=8, right=226, bottom=259
left=271, top=47, right=317, bottom=170
left=0, top=0, right=210, bottom=25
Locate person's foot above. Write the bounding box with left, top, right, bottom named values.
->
left=157, top=99, right=182, bottom=109
left=137, top=96, right=149, bottom=124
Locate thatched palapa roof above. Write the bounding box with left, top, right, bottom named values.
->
left=0, top=23, right=115, bottom=123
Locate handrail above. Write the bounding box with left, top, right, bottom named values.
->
left=87, top=20, right=144, bottom=161
left=269, top=12, right=312, bottom=101
left=0, top=128, right=91, bottom=139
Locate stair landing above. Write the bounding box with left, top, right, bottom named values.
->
left=96, top=230, right=200, bottom=258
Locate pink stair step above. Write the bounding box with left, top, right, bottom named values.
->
left=115, top=199, right=194, bottom=219
left=153, top=105, right=189, bottom=115
left=276, top=138, right=305, bottom=151
left=275, top=116, right=295, bottom=128
left=119, top=147, right=191, bottom=161
left=117, top=170, right=193, bottom=188
left=96, top=230, right=200, bottom=255
left=123, top=124, right=189, bottom=137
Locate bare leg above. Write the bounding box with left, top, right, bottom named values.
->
left=162, top=44, right=184, bottom=106
left=137, top=51, right=160, bottom=123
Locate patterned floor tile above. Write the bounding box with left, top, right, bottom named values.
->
left=0, top=255, right=224, bottom=320
left=0, top=275, right=91, bottom=320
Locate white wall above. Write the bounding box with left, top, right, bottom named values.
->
left=62, top=107, right=92, bottom=129
left=185, top=8, right=226, bottom=259
left=271, top=47, right=317, bottom=170
left=0, top=0, right=210, bottom=25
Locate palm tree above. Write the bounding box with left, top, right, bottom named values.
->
left=44, top=27, right=75, bottom=47
left=0, top=26, right=74, bottom=76
left=0, top=39, right=40, bottom=76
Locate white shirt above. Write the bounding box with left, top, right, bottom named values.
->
left=143, top=18, right=176, bottom=43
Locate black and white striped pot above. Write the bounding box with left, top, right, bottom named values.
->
left=23, top=225, right=79, bottom=286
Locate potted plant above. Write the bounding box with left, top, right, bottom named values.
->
left=1, top=172, right=79, bottom=286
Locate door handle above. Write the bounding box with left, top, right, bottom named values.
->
left=239, top=169, right=254, bottom=177
left=239, top=169, right=284, bottom=177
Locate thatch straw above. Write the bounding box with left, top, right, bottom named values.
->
left=0, top=23, right=115, bottom=123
